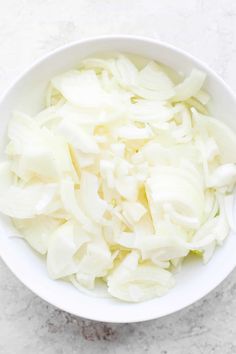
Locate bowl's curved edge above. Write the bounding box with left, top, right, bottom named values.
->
left=0, top=35, right=236, bottom=323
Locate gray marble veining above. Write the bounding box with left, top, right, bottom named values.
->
left=0, top=1, right=236, bottom=353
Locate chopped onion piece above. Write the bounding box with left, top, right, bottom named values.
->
left=174, top=69, right=206, bottom=101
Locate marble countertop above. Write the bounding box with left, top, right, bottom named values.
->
left=0, top=1, right=236, bottom=353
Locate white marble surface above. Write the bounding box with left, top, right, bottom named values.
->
left=0, top=0, right=236, bottom=353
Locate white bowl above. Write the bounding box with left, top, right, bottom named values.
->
left=0, top=36, right=236, bottom=323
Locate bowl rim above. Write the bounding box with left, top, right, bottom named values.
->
left=0, top=34, right=236, bottom=323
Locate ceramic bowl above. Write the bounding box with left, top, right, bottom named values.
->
left=0, top=36, right=236, bottom=323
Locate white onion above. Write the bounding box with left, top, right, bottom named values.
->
left=1, top=54, right=236, bottom=302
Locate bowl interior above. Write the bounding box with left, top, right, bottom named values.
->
left=0, top=36, right=236, bottom=323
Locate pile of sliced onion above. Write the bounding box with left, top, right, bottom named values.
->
left=1, top=54, right=236, bottom=302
